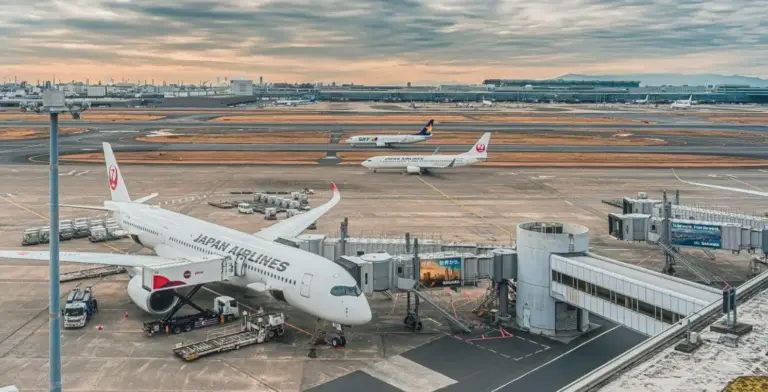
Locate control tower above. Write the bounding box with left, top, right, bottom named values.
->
left=516, top=222, right=590, bottom=336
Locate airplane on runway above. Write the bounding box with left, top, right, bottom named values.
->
left=671, top=95, right=693, bottom=109
left=345, top=119, right=433, bottom=147
left=275, top=96, right=317, bottom=106
left=481, top=96, right=495, bottom=107
left=361, top=132, right=491, bottom=174
left=0, top=142, right=370, bottom=348
left=634, top=95, right=650, bottom=104
left=673, top=169, right=768, bottom=197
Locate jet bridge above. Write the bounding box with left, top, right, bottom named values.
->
left=549, top=252, right=721, bottom=336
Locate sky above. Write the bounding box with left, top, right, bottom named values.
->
left=1, top=0, right=768, bottom=85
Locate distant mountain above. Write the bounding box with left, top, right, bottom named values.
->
left=557, top=73, right=768, bottom=87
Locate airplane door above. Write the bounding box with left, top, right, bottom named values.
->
left=300, top=273, right=313, bottom=298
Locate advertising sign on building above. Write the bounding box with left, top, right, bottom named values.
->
left=419, top=257, right=462, bottom=288
left=671, top=222, right=722, bottom=249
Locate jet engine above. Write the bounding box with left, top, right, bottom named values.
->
left=127, top=275, right=178, bottom=315
left=406, top=166, right=422, bottom=174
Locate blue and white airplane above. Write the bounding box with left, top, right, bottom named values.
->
left=345, top=119, right=434, bottom=147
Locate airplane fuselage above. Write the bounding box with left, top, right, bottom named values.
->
left=362, top=154, right=485, bottom=170
left=346, top=134, right=430, bottom=147
left=110, top=201, right=371, bottom=325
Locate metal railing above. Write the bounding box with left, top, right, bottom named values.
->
left=558, top=269, right=768, bottom=392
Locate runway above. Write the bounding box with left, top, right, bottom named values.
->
left=1, top=120, right=767, bottom=132
left=1, top=119, right=768, bottom=164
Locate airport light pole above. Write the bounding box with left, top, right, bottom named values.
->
left=38, top=91, right=88, bottom=392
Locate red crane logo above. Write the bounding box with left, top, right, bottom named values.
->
left=108, top=166, right=119, bottom=190
left=475, top=143, right=486, bottom=153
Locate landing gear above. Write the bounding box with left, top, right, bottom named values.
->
left=330, top=322, right=347, bottom=348
left=307, top=318, right=347, bottom=356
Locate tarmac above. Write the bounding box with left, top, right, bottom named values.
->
left=1, top=164, right=765, bottom=391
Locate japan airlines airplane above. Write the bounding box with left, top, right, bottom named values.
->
left=671, top=95, right=693, bottom=109
left=0, top=143, right=371, bottom=338
left=673, top=169, right=768, bottom=197
left=275, top=96, right=317, bottom=106
left=345, top=119, right=433, bottom=147
left=361, top=132, right=491, bottom=174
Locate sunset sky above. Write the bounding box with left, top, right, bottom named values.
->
left=2, top=0, right=767, bottom=85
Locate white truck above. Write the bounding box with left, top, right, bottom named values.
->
left=143, top=296, right=241, bottom=336
left=63, top=287, right=98, bottom=328
left=238, top=203, right=255, bottom=214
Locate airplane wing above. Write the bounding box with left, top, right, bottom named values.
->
left=419, top=159, right=456, bottom=169
left=0, top=250, right=175, bottom=268
left=673, top=169, right=768, bottom=197
left=253, top=183, right=341, bottom=241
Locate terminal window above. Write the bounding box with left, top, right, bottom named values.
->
left=553, top=270, right=684, bottom=324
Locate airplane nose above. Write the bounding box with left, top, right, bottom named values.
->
left=354, top=300, right=373, bottom=324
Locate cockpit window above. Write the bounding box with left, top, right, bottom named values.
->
left=330, top=285, right=362, bottom=297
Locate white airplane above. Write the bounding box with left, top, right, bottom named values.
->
left=345, top=119, right=433, bottom=147
left=0, top=143, right=370, bottom=347
left=671, top=95, right=693, bottom=109
left=361, top=132, right=491, bottom=174
left=481, top=96, right=494, bottom=107
left=673, top=169, right=768, bottom=197
left=634, top=95, right=650, bottom=104
left=275, top=96, right=317, bottom=106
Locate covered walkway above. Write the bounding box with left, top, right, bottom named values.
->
left=549, top=252, right=721, bottom=336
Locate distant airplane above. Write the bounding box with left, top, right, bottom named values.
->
left=409, top=101, right=423, bottom=109
left=345, top=119, right=433, bottom=147
left=481, top=96, right=494, bottom=107
left=670, top=95, right=693, bottom=109
left=634, top=95, right=650, bottom=104
left=275, top=96, right=317, bottom=106
left=361, top=132, right=491, bottom=174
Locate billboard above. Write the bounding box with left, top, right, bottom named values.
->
left=419, top=257, right=462, bottom=288
left=671, top=222, right=721, bottom=249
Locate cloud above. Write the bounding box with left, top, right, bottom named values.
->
left=1, top=0, right=767, bottom=84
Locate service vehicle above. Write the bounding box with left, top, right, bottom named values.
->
left=63, top=287, right=98, bottom=328
left=143, top=295, right=240, bottom=336
left=173, top=311, right=286, bottom=361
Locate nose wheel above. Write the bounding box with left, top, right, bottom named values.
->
left=330, top=322, right=347, bottom=348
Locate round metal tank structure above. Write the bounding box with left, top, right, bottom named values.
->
left=516, top=222, right=589, bottom=336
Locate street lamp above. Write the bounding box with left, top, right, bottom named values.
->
left=39, top=90, right=88, bottom=392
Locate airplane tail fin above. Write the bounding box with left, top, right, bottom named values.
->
left=415, top=119, right=434, bottom=136
left=102, top=142, right=131, bottom=202
left=463, top=132, right=491, bottom=156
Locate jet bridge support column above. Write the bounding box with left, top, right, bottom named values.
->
left=339, top=217, right=348, bottom=256
left=661, top=191, right=676, bottom=275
